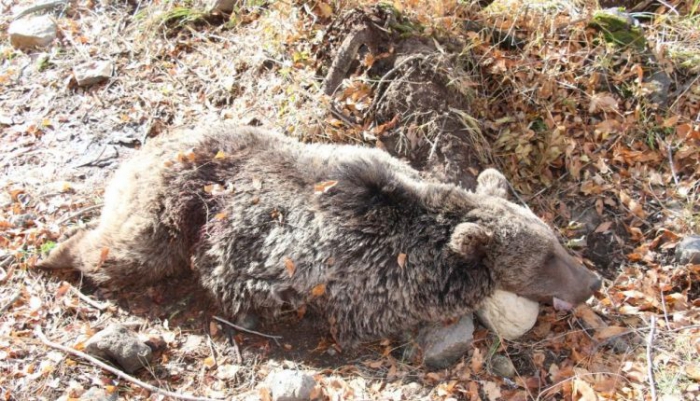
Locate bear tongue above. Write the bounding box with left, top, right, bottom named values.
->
left=553, top=297, right=574, bottom=311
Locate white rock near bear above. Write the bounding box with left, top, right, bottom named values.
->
left=8, top=16, right=57, bottom=49
left=476, top=290, right=540, bottom=340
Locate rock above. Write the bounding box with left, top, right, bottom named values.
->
left=84, top=324, right=152, bottom=374
left=80, top=387, right=118, bottom=401
left=590, top=9, right=645, bottom=50
left=73, top=61, right=113, bottom=86
left=264, top=370, right=316, bottom=401
left=476, top=290, right=539, bottom=340
left=676, top=235, right=700, bottom=264
left=489, top=354, right=516, bottom=378
left=418, top=315, right=474, bottom=370
left=8, top=16, right=57, bottom=49
left=11, top=213, right=37, bottom=228
left=645, top=70, right=672, bottom=107
left=209, top=0, right=235, bottom=13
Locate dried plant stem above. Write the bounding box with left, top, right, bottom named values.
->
left=646, top=315, right=657, bottom=401
left=55, top=204, right=103, bottom=225
left=35, top=327, right=221, bottom=401
left=70, top=286, right=110, bottom=311
left=212, top=315, right=282, bottom=346
left=0, top=291, right=21, bottom=314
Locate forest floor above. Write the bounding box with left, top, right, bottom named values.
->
left=1, top=0, right=699, bottom=400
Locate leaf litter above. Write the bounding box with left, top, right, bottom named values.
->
left=0, top=0, right=699, bottom=400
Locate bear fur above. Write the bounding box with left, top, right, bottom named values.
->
left=39, top=124, right=601, bottom=346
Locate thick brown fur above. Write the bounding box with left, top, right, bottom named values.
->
left=39, top=124, right=600, bottom=346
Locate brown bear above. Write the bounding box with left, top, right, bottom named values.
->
left=39, top=124, right=601, bottom=346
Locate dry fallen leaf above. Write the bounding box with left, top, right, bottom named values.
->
left=214, top=150, right=226, bottom=159
left=589, top=93, right=618, bottom=113
left=209, top=321, right=219, bottom=337
left=311, top=284, right=326, bottom=297
left=94, top=247, right=110, bottom=270
left=397, top=253, right=407, bottom=269
left=203, top=356, right=216, bottom=369
left=482, top=381, right=502, bottom=401
left=314, top=180, right=338, bottom=194
left=594, top=326, right=628, bottom=341
left=471, top=347, right=484, bottom=373
left=573, top=378, right=598, bottom=401
left=284, top=257, right=296, bottom=277
left=685, top=365, right=700, bottom=381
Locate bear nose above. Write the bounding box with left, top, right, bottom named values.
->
left=590, top=277, right=602, bottom=292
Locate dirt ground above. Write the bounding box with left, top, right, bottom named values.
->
left=1, top=0, right=699, bottom=400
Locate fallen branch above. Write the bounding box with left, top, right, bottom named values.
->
left=322, top=25, right=377, bottom=96
left=55, top=204, right=103, bottom=226
left=0, top=291, right=21, bottom=314
left=12, top=0, right=68, bottom=21
left=35, top=326, right=221, bottom=401
left=70, top=286, right=110, bottom=311
left=646, top=315, right=657, bottom=401
left=212, top=315, right=282, bottom=346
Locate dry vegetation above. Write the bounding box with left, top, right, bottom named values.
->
left=1, top=0, right=699, bottom=400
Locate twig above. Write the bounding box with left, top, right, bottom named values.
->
left=75, top=146, right=108, bottom=168
left=656, top=0, right=679, bottom=15
left=328, top=104, right=359, bottom=128
left=0, top=255, right=14, bottom=269
left=35, top=327, right=221, bottom=401
left=646, top=315, right=658, bottom=401
left=212, top=315, right=282, bottom=346
left=0, top=291, right=21, bottom=314
left=55, top=204, right=103, bottom=226
left=369, top=54, right=423, bottom=114
left=12, top=0, right=68, bottom=20
left=659, top=287, right=671, bottom=330
left=666, top=142, right=679, bottom=188
left=70, top=286, right=110, bottom=311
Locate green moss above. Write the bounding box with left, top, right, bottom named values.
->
left=590, top=10, right=646, bottom=51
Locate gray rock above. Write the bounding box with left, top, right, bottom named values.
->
left=8, top=16, right=57, bottom=49
left=645, top=70, right=672, bottom=107
left=11, top=213, right=37, bottom=228
left=80, top=387, right=118, bottom=401
left=209, top=0, right=236, bottom=13
left=489, top=354, right=516, bottom=378
left=418, top=315, right=474, bottom=370
left=74, top=61, right=113, bottom=86
left=84, top=324, right=152, bottom=374
left=676, top=235, right=700, bottom=264
left=264, top=370, right=316, bottom=401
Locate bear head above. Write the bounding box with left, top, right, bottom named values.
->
left=450, top=169, right=601, bottom=310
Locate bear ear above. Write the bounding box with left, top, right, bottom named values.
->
left=476, top=168, right=509, bottom=199
left=449, top=222, right=492, bottom=256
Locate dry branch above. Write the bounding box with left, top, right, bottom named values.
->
left=35, top=327, right=222, bottom=401
left=212, top=315, right=283, bottom=346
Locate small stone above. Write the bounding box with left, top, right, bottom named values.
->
left=418, top=315, right=474, bottom=370
left=489, top=354, right=516, bottom=378
left=476, top=290, right=539, bottom=340
left=74, top=61, right=113, bottom=86
left=8, top=16, right=57, bottom=49
left=676, top=235, right=700, bottom=265
left=264, top=370, right=316, bottom=401
left=84, top=324, right=152, bottom=374
left=80, top=387, right=118, bottom=401
left=209, top=0, right=236, bottom=13
left=11, top=213, right=37, bottom=228
left=180, top=334, right=204, bottom=355
left=645, top=71, right=672, bottom=107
